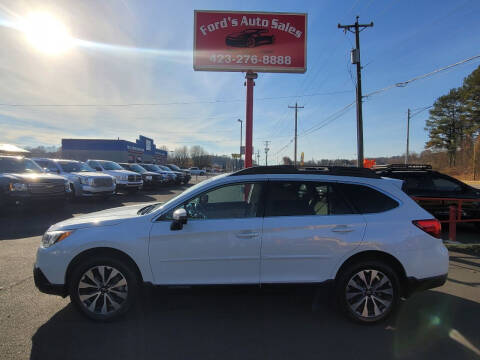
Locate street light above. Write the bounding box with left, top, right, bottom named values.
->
left=237, top=119, right=243, bottom=170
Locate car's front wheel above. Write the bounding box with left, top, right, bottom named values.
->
left=336, top=260, right=399, bottom=324
left=69, top=256, right=139, bottom=321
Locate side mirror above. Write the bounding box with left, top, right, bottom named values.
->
left=171, top=208, right=188, bottom=231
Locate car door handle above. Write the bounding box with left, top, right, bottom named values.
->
left=331, top=225, right=354, bottom=233
left=236, top=231, right=259, bottom=239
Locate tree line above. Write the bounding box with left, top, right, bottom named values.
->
left=424, top=65, right=480, bottom=175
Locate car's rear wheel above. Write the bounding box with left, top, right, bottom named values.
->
left=336, top=260, right=399, bottom=324
left=69, top=256, right=139, bottom=321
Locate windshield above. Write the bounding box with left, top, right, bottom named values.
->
left=58, top=161, right=94, bottom=173
left=159, top=165, right=172, bottom=172
left=168, top=164, right=181, bottom=171
left=0, top=157, right=43, bottom=173
left=142, top=164, right=160, bottom=172
left=99, top=161, right=124, bottom=170
left=128, top=164, right=147, bottom=173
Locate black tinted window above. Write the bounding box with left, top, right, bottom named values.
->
left=432, top=176, right=462, bottom=192
left=338, top=183, right=398, bottom=214
left=265, top=181, right=354, bottom=217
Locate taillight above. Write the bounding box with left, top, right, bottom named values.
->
left=413, top=219, right=442, bottom=239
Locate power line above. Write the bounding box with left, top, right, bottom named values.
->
left=0, top=90, right=352, bottom=108
left=364, top=54, right=480, bottom=99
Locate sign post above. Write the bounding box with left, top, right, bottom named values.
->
left=245, top=71, right=257, bottom=168
left=194, top=10, right=307, bottom=167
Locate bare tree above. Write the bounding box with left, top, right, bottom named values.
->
left=190, top=145, right=211, bottom=168
left=282, top=156, right=293, bottom=165
left=172, top=146, right=190, bottom=168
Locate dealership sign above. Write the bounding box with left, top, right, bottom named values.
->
left=194, top=10, right=307, bottom=73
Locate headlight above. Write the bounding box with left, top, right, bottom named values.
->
left=41, top=230, right=73, bottom=248
left=145, top=175, right=152, bottom=180
left=79, top=177, right=88, bottom=185
left=9, top=183, right=28, bottom=191
left=116, top=175, right=128, bottom=181
left=64, top=180, right=71, bottom=192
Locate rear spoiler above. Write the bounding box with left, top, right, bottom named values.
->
left=381, top=176, right=404, bottom=190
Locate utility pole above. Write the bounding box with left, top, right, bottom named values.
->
left=264, top=141, right=270, bottom=166
left=405, top=109, right=410, bottom=164
left=474, top=137, right=478, bottom=181
left=338, top=16, right=373, bottom=168
left=256, top=149, right=260, bottom=166
left=288, top=102, right=304, bottom=167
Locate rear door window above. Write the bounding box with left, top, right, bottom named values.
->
left=337, top=183, right=399, bottom=214
left=264, top=181, right=355, bottom=217
left=431, top=176, right=462, bottom=193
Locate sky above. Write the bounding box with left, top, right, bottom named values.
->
left=0, top=0, right=479, bottom=164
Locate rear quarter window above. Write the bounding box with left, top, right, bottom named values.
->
left=337, top=183, right=399, bottom=214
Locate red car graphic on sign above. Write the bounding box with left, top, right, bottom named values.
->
left=225, top=29, right=275, bottom=48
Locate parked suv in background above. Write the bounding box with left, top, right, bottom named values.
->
left=158, top=165, right=183, bottom=184
left=166, top=164, right=191, bottom=184
left=189, top=167, right=206, bottom=175
left=140, top=163, right=174, bottom=184
left=33, top=158, right=115, bottom=199
left=119, top=163, right=164, bottom=188
left=86, top=160, right=142, bottom=192
left=375, top=164, right=480, bottom=229
left=0, top=155, right=69, bottom=207
left=34, top=165, right=447, bottom=323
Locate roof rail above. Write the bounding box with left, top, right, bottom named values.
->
left=231, top=165, right=381, bottom=178
left=373, top=163, right=432, bottom=171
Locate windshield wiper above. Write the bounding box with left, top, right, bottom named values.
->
left=137, top=202, right=164, bottom=215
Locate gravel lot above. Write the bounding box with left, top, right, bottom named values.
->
left=0, top=177, right=479, bottom=360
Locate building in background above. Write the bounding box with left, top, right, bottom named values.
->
left=62, top=135, right=168, bottom=164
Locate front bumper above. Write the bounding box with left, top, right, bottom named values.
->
left=116, top=181, right=143, bottom=189
left=405, top=274, right=448, bottom=297
left=80, top=185, right=115, bottom=196
left=6, top=192, right=68, bottom=205
left=33, top=266, right=67, bottom=297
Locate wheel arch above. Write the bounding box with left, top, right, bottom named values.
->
left=65, top=247, right=143, bottom=285
left=334, top=250, right=408, bottom=296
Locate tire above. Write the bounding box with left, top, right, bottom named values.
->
left=68, top=184, right=77, bottom=201
left=68, top=256, right=139, bottom=321
left=336, top=260, right=400, bottom=324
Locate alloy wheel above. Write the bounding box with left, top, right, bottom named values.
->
left=345, top=269, right=394, bottom=320
left=77, top=265, right=128, bottom=315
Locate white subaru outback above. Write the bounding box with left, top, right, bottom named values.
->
left=34, top=166, right=448, bottom=323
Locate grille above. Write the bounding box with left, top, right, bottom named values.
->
left=28, top=182, right=65, bottom=194
left=93, top=177, right=113, bottom=187
left=128, top=175, right=142, bottom=182
left=153, top=175, right=163, bottom=182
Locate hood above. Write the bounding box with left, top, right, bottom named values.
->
left=70, top=171, right=113, bottom=178
left=4, top=172, right=65, bottom=183
left=49, top=203, right=156, bottom=231
left=142, top=171, right=158, bottom=176
left=102, top=169, right=138, bottom=176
